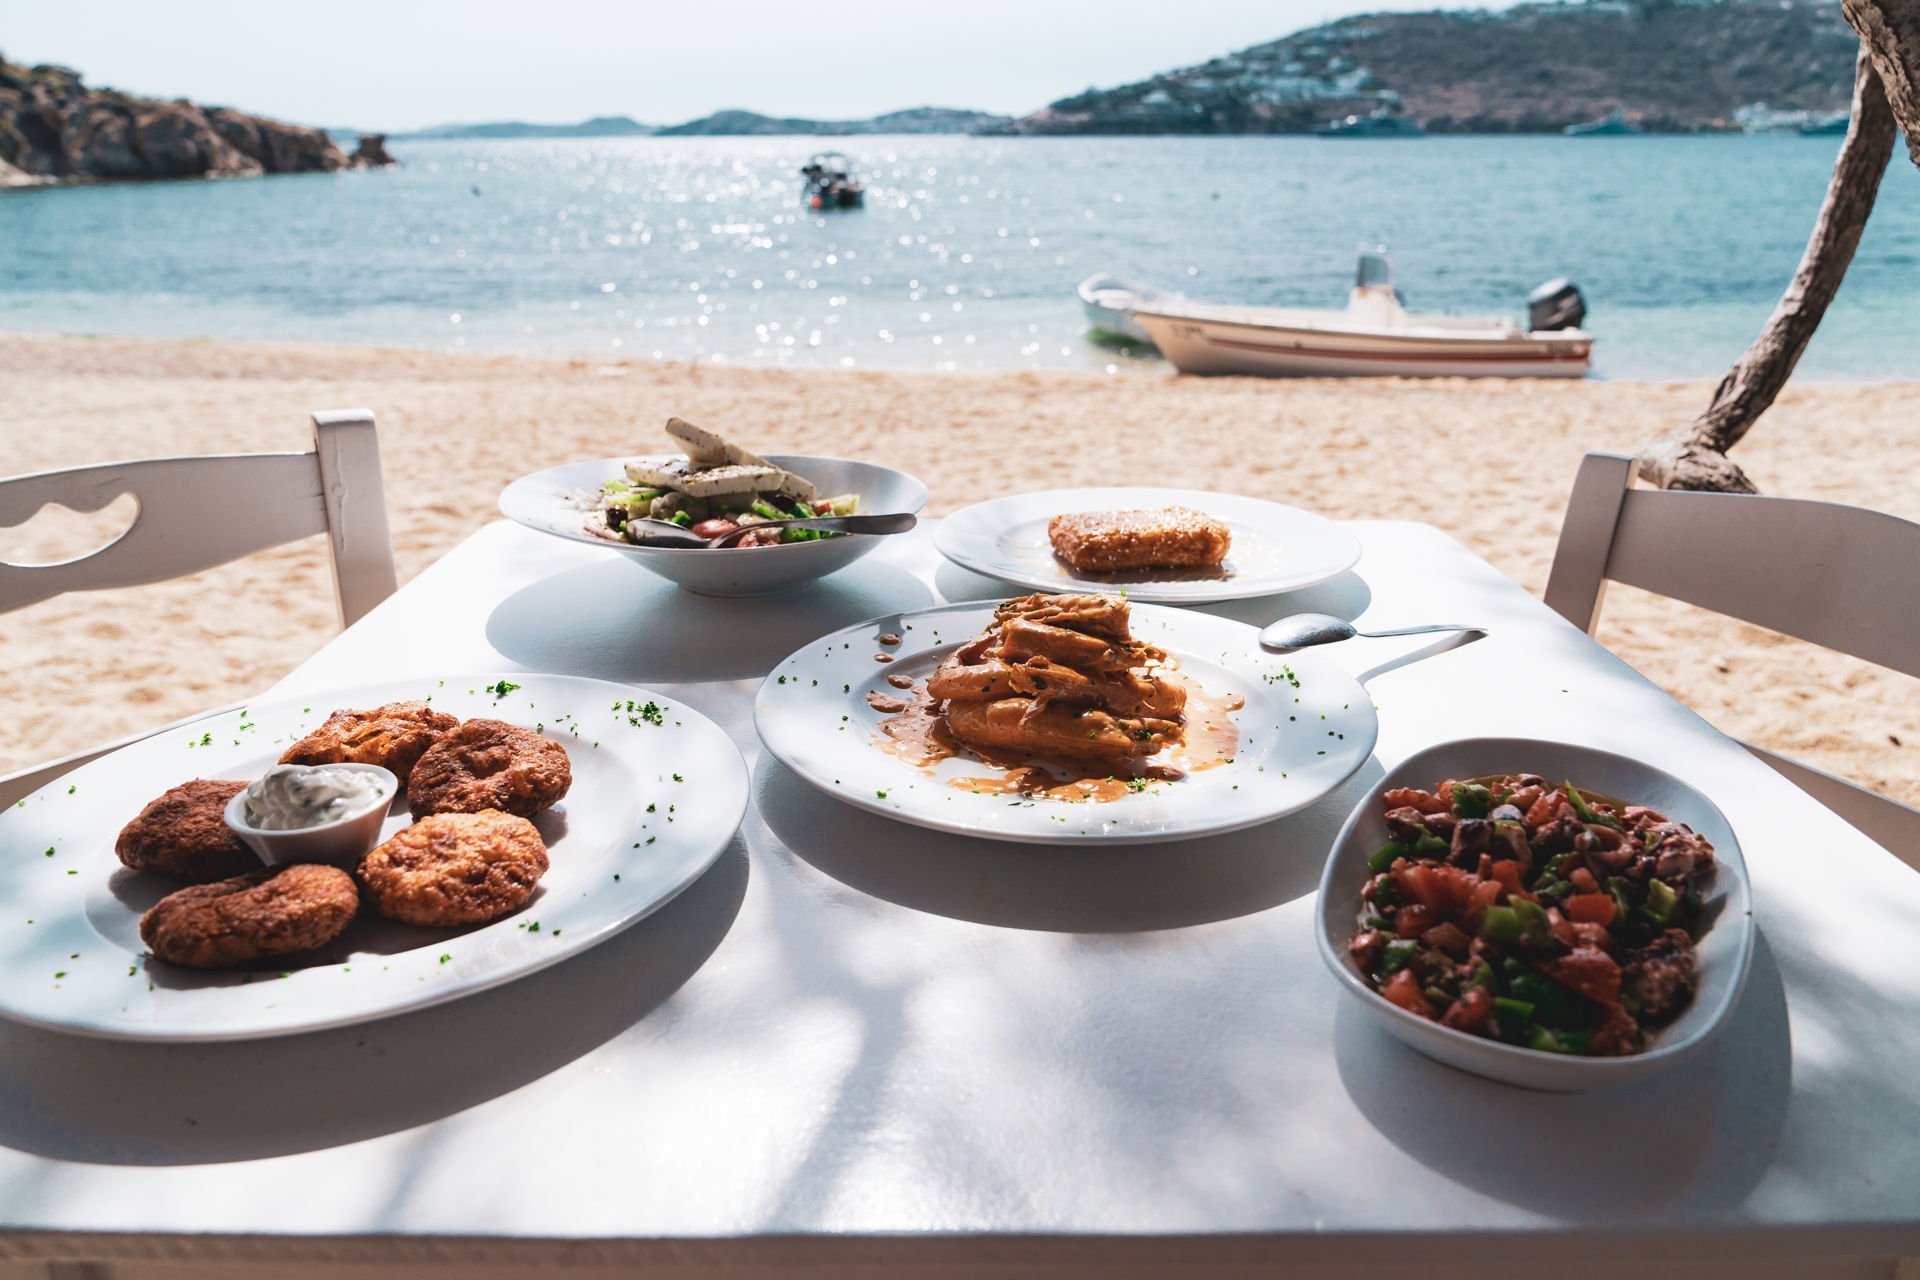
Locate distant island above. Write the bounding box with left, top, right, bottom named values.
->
left=990, top=0, right=1858, bottom=135
left=654, top=107, right=1009, bottom=136
left=0, top=54, right=391, bottom=186
left=390, top=116, right=654, bottom=140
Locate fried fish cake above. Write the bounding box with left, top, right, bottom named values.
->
left=406, top=719, right=571, bottom=818
left=357, top=810, right=549, bottom=927
left=1047, top=507, right=1231, bottom=572
left=280, top=700, right=459, bottom=784
left=139, top=864, right=359, bottom=969
left=115, top=779, right=260, bottom=882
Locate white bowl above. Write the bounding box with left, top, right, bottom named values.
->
left=1317, top=737, right=1754, bottom=1092
left=499, top=453, right=929, bottom=597
left=222, top=764, right=398, bottom=870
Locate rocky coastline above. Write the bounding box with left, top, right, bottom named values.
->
left=0, top=56, right=393, bottom=186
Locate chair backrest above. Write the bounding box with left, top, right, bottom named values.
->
left=1545, top=450, right=1920, bottom=856
left=0, top=409, right=398, bottom=627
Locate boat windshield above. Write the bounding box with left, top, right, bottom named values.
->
left=1355, top=249, right=1393, bottom=289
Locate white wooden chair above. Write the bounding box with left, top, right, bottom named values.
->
left=0, top=410, right=398, bottom=806
left=1545, top=450, right=1920, bottom=859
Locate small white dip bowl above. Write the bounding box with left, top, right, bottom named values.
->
left=222, top=763, right=398, bottom=870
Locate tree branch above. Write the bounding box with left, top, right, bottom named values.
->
left=1845, top=0, right=1920, bottom=171
left=1638, top=47, right=1897, bottom=491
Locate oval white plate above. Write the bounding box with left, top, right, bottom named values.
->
left=755, top=600, right=1378, bottom=845
left=933, top=487, right=1362, bottom=604
left=500, top=453, right=928, bottom=597
left=1317, top=737, right=1754, bottom=1091
left=0, top=674, right=748, bottom=1042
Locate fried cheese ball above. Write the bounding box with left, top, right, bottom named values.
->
left=357, top=810, right=550, bottom=927
left=115, top=779, right=260, bottom=882
left=280, top=700, right=459, bottom=785
left=139, top=864, right=359, bottom=969
left=406, top=719, right=571, bottom=818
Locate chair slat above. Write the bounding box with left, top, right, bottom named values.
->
left=1604, top=488, right=1920, bottom=680
left=1543, top=451, right=1636, bottom=632
left=0, top=453, right=327, bottom=614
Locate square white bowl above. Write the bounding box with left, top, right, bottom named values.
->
left=1317, top=737, right=1755, bottom=1092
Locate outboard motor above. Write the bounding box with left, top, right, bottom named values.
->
left=1528, top=278, right=1587, bottom=332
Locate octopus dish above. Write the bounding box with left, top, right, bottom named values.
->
left=928, top=593, right=1191, bottom=771
left=139, top=864, right=360, bottom=969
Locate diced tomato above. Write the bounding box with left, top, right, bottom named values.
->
left=1421, top=921, right=1473, bottom=957
left=1442, top=984, right=1494, bottom=1034
left=1489, top=861, right=1525, bottom=896
left=1542, top=946, right=1622, bottom=1005
left=1394, top=903, right=1436, bottom=938
left=1395, top=863, right=1479, bottom=917
left=1565, top=892, right=1616, bottom=925
left=1568, top=867, right=1600, bottom=894
left=1468, top=879, right=1503, bottom=912
left=811, top=500, right=833, bottom=515
left=688, top=518, right=739, bottom=540
left=1380, top=968, right=1435, bottom=1018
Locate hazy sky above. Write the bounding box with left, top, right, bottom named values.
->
left=4, top=0, right=1463, bottom=130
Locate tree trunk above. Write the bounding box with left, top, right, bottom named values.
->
left=1637, top=48, right=1897, bottom=491
left=1845, top=0, right=1920, bottom=170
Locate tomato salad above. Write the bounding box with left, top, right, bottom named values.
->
left=1350, top=774, right=1716, bottom=1057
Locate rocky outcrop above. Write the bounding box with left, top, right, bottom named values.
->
left=654, top=106, right=1011, bottom=136
left=350, top=133, right=395, bottom=167
left=0, top=55, right=354, bottom=182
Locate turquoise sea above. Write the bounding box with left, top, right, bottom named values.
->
left=2, top=134, right=1916, bottom=380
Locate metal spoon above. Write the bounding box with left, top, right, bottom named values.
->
left=623, top=512, right=918, bottom=549
left=1259, top=612, right=1483, bottom=653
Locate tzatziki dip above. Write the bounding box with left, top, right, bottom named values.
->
left=243, top=764, right=393, bottom=830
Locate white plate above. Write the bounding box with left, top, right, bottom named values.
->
left=754, top=601, right=1378, bottom=845
left=0, top=674, right=748, bottom=1042
left=1317, top=737, right=1754, bottom=1092
left=500, top=453, right=928, bottom=597
left=933, top=487, right=1362, bottom=604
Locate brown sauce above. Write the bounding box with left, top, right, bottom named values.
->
left=865, top=691, right=910, bottom=714
left=877, top=633, right=902, bottom=646
left=872, top=667, right=1242, bottom=805
left=874, top=653, right=895, bottom=663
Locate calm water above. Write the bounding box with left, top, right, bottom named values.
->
left=3, top=135, right=1917, bottom=379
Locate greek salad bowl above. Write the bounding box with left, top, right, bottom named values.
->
left=1318, top=737, right=1754, bottom=1092
left=500, top=454, right=929, bottom=597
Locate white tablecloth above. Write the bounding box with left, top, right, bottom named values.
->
left=2, top=519, right=1917, bottom=1275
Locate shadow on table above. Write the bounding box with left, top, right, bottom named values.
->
left=757, top=754, right=1383, bottom=932
left=485, top=556, right=936, bottom=684
left=1335, top=927, right=1792, bottom=1220
left=0, top=843, right=749, bottom=1166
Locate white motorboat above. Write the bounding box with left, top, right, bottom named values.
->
left=1128, top=251, right=1593, bottom=379
left=1077, top=272, right=1172, bottom=348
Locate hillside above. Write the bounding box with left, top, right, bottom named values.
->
left=994, top=0, right=1860, bottom=135
left=0, top=55, right=382, bottom=184
left=654, top=106, right=1010, bottom=136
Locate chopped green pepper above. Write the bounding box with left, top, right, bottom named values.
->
left=1451, top=782, right=1493, bottom=819
left=1377, top=938, right=1419, bottom=977
left=1494, top=997, right=1535, bottom=1041
left=1645, top=878, right=1679, bottom=925
left=1368, top=840, right=1408, bottom=874
left=1563, top=781, right=1622, bottom=828
left=1479, top=904, right=1523, bottom=945
left=1509, top=896, right=1558, bottom=951
left=1413, top=831, right=1450, bottom=856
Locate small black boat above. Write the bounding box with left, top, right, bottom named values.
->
left=800, top=151, right=864, bottom=209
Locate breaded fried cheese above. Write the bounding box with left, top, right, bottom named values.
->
left=358, top=810, right=549, bottom=926
left=140, top=864, right=359, bottom=969
left=281, top=700, right=459, bottom=785
left=407, top=719, right=572, bottom=818
left=115, top=779, right=260, bottom=882
left=1047, top=507, right=1230, bottom=572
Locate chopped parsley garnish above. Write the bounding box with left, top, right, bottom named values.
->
left=485, top=680, right=522, bottom=699
left=439, top=954, right=451, bottom=964
left=622, top=699, right=666, bottom=727
left=671, top=773, right=684, bottom=782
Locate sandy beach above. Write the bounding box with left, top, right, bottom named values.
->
left=2, top=331, right=1915, bottom=805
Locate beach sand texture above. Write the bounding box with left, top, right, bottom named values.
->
left=2, top=333, right=1914, bottom=804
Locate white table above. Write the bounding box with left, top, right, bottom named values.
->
left=4, top=520, right=1918, bottom=1280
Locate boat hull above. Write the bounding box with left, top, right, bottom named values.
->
left=1132, top=309, right=1591, bottom=379
left=1076, top=274, right=1162, bottom=348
